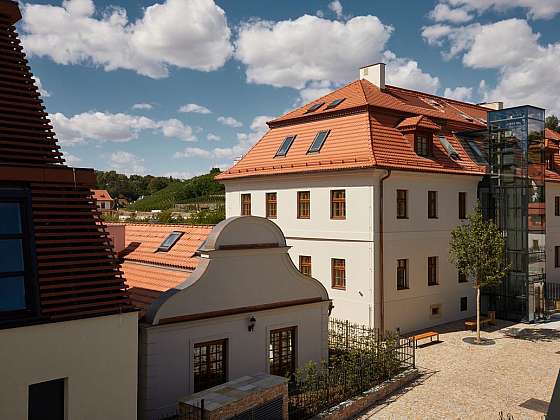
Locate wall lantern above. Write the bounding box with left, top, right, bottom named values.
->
left=248, top=316, right=256, bottom=332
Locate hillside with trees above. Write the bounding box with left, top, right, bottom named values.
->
left=546, top=114, right=560, bottom=132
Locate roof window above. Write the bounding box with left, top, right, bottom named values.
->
left=275, top=135, right=296, bottom=157
left=308, top=130, right=330, bottom=153
left=326, top=98, right=345, bottom=110
left=439, top=135, right=460, bottom=160
left=466, top=140, right=487, bottom=164
left=157, top=231, right=183, bottom=252
left=459, top=112, right=474, bottom=122
left=306, top=102, right=324, bottom=113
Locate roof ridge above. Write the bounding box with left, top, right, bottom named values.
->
left=108, top=222, right=215, bottom=229
left=386, top=84, right=488, bottom=111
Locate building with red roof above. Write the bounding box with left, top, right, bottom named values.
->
left=91, top=189, right=114, bottom=211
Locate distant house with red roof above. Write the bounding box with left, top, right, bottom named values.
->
left=92, top=189, right=114, bottom=211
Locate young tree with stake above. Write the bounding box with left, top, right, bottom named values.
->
left=449, top=205, right=509, bottom=343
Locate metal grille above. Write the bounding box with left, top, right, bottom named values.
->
left=229, top=396, right=283, bottom=420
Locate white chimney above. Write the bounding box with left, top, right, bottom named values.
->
left=360, top=63, right=385, bottom=90
left=478, top=101, right=503, bottom=110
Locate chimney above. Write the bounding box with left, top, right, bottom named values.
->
left=360, top=63, right=385, bottom=90
left=478, top=101, right=503, bottom=111
left=106, top=224, right=126, bottom=255
left=0, top=0, right=22, bottom=25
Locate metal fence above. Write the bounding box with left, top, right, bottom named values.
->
left=288, top=319, right=415, bottom=419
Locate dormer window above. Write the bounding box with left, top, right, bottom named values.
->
left=415, top=133, right=432, bottom=156
left=157, top=231, right=183, bottom=252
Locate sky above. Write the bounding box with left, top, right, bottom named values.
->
left=17, top=0, right=560, bottom=178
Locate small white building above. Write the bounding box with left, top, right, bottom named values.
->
left=109, top=217, right=330, bottom=420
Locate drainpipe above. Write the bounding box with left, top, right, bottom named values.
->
left=379, top=169, right=392, bottom=334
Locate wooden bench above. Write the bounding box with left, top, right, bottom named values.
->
left=410, top=331, right=439, bottom=348
left=465, top=311, right=496, bottom=331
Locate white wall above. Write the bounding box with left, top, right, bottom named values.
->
left=0, top=312, right=138, bottom=420
left=139, top=302, right=329, bottom=420
left=546, top=182, right=560, bottom=283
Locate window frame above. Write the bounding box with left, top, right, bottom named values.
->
left=299, top=255, right=312, bottom=277
left=396, top=259, right=409, bottom=290
left=556, top=196, right=560, bottom=217
left=428, top=191, right=438, bottom=219
left=330, top=190, right=346, bottom=220
left=396, top=189, right=408, bottom=219
left=28, top=378, right=66, bottom=420
left=157, top=231, right=183, bottom=252
left=269, top=327, right=297, bottom=379
left=265, top=192, right=277, bottom=219
left=428, top=256, right=438, bottom=286
left=307, top=130, right=331, bottom=154
left=415, top=132, right=432, bottom=157
left=458, top=271, right=468, bottom=283
left=297, top=191, right=310, bottom=219
left=193, top=339, right=228, bottom=393
left=241, top=193, right=251, bottom=216
left=458, top=192, right=466, bottom=220
left=556, top=246, right=560, bottom=268
left=0, top=189, right=38, bottom=321
left=460, top=296, right=468, bottom=312
left=331, top=258, right=346, bottom=290
left=275, top=135, right=297, bottom=157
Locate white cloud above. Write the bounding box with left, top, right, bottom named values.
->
left=207, top=133, right=221, bottom=141
left=63, top=152, right=81, bottom=165
left=173, top=147, right=212, bottom=159
left=163, top=171, right=200, bottom=179
left=217, top=116, right=242, bottom=128
left=297, top=80, right=335, bottom=104
left=51, top=111, right=196, bottom=146
left=328, top=1, right=344, bottom=19
left=421, top=24, right=454, bottom=46
left=132, top=103, right=153, bottom=110
left=179, top=103, right=212, bottom=114
left=21, top=0, right=233, bottom=79
left=443, top=86, right=473, bottom=102
left=32, top=76, right=50, bottom=97
left=437, top=0, right=560, bottom=20
left=109, top=151, right=146, bottom=175
left=384, top=53, right=440, bottom=94
left=429, top=4, right=473, bottom=23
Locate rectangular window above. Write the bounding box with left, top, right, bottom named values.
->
left=428, top=191, right=438, bottom=219
left=299, top=255, right=312, bottom=277
left=430, top=304, right=441, bottom=317
left=428, top=256, right=438, bottom=286
left=193, top=339, right=227, bottom=393
left=266, top=193, right=277, bottom=219
left=297, top=191, right=310, bottom=219
left=397, top=189, right=408, bottom=219
left=397, top=259, right=408, bottom=290
left=460, top=296, right=468, bottom=312
left=275, top=135, right=296, bottom=157
left=330, top=190, right=346, bottom=219
left=556, top=246, right=560, bottom=268
left=331, top=258, right=346, bottom=289
left=28, top=378, right=65, bottom=420
left=459, top=192, right=466, bottom=219
left=269, top=327, right=296, bottom=378
left=556, top=196, right=560, bottom=216
left=458, top=272, right=468, bottom=283
left=308, top=130, right=330, bottom=153
left=415, top=133, right=431, bottom=156
left=241, top=194, right=251, bottom=216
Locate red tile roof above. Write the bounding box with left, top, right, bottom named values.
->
left=546, top=128, right=560, bottom=142
left=92, top=189, right=113, bottom=201
left=111, top=223, right=212, bottom=313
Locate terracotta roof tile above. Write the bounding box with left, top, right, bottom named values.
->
left=396, top=115, right=440, bottom=132
left=546, top=128, right=560, bottom=141
left=92, top=189, right=113, bottom=201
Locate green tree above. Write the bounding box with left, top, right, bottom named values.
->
left=449, top=205, right=509, bottom=343
left=546, top=114, right=559, bottom=132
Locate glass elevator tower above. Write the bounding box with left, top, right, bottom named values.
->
left=483, top=106, right=546, bottom=321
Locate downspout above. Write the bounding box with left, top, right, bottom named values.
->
left=379, top=169, right=392, bottom=334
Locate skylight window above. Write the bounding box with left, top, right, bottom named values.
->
left=157, top=231, right=183, bottom=252
left=466, top=140, right=487, bottom=164
left=459, top=112, right=474, bottom=122
left=308, top=130, right=330, bottom=153
left=326, top=98, right=345, bottom=110
left=306, top=102, right=324, bottom=113
left=275, top=135, right=296, bottom=157
left=438, top=135, right=460, bottom=160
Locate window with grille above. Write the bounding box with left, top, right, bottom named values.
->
left=397, top=189, right=408, bottom=219
left=458, top=272, right=468, bottom=283
left=415, top=133, right=431, bottom=156
left=193, top=339, right=227, bottom=393
left=428, top=256, right=438, bottom=286
left=241, top=194, right=251, bottom=216
left=297, top=191, right=310, bottom=219
left=269, top=327, right=296, bottom=378
left=330, top=190, right=346, bottom=219
left=428, top=191, right=438, bottom=219
left=331, top=258, right=346, bottom=289
left=397, top=259, right=408, bottom=290
left=299, top=256, right=311, bottom=277
left=266, top=193, right=277, bottom=219
left=459, top=192, right=466, bottom=219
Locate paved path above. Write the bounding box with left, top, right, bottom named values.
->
left=359, top=317, right=560, bottom=419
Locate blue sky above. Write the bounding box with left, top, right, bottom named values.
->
left=18, top=0, right=560, bottom=177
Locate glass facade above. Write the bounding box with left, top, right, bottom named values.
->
left=482, top=106, right=546, bottom=321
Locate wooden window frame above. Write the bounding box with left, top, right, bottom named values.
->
left=458, top=272, right=468, bottom=283
left=331, top=258, right=346, bottom=290
left=428, top=190, right=438, bottom=219
left=241, top=193, right=251, bottom=216
left=428, top=256, right=438, bottom=286
left=299, top=255, right=312, bottom=277
left=396, top=189, right=408, bottom=219
left=330, top=190, right=346, bottom=220
left=269, top=327, right=297, bottom=379
left=297, top=191, right=310, bottom=219
left=397, top=259, right=409, bottom=290
left=415, top=132, right=432, bottom=157
left=556, top=196, right=560, bottom=217
left=266, top=192, right=277, bottom=219
left=458, top=192, right=467, bottom=220
left=193, top=339, right=228, bottom=393
left=460, top=296, right=468, bottom=312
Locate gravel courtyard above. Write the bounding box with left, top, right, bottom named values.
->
left=360, top=317, right=560, bottom=419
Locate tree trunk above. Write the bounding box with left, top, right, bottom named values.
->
left=476, top=285, right=481, bottom=344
